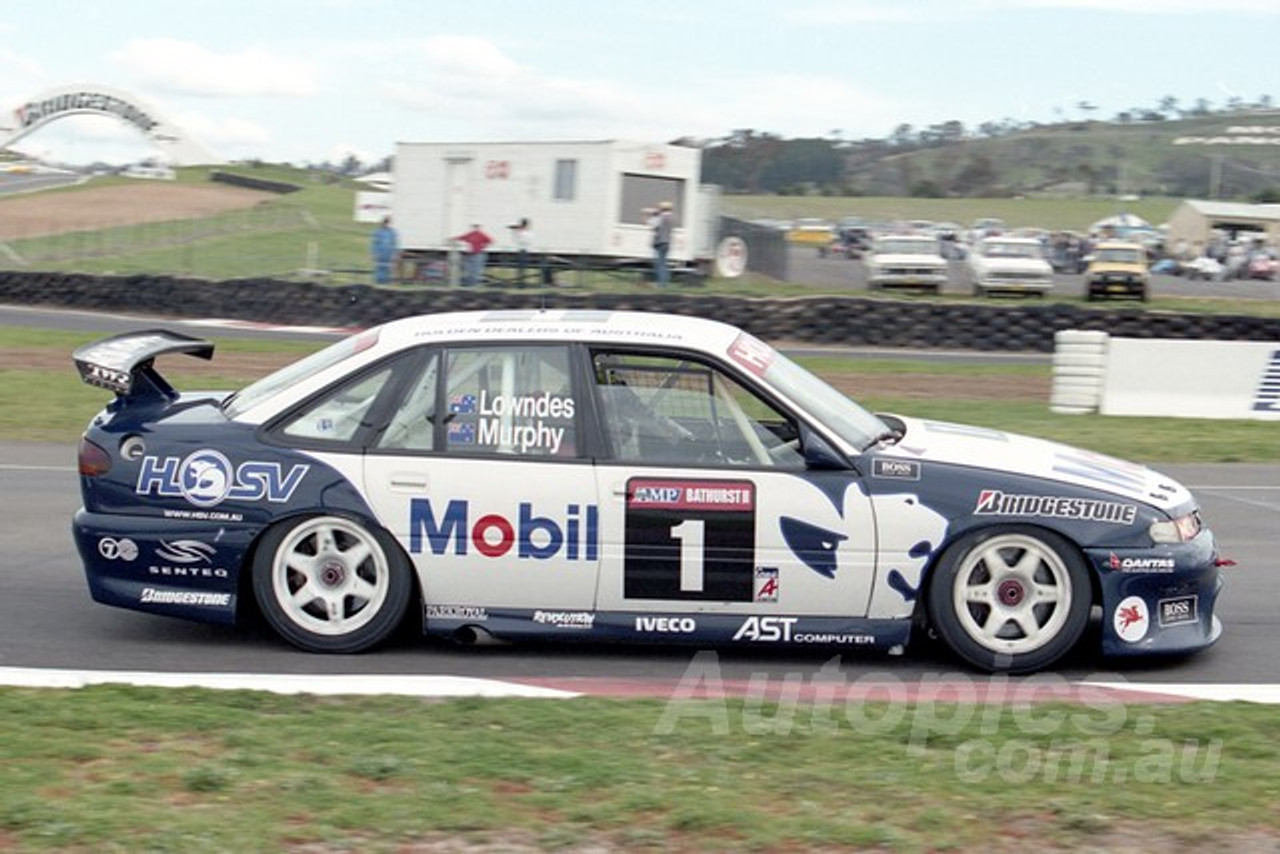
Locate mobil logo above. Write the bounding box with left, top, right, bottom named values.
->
left=409, top=498, right=599, bottom=561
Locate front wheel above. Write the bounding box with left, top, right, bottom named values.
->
left=253, top=514, right=412, bottom=653
left=927, top=526, right=1092, bottom=673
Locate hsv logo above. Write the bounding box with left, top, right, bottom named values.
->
left=1113, top=595, right=1150, bottom=643
left=136, top=450, right=309, bottom=508
left=409, top=499, right=599, bottom=560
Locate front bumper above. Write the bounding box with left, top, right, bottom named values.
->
left=1088, top=530, right=1224, bottom=658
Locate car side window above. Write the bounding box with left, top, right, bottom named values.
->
left=442, top=345, right=578, bottom=458
left=279, top=365, right=397, bottom=444
left=376, top=353, right=440, bottom=451
left=592, top=351, right=803, bottom=468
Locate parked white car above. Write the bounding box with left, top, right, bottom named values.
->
left=864, top=234, right=949, bottom=293
left=965, top=236, right=1054, bottom=297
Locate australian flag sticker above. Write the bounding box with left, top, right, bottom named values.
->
left=449, top=393, right=477, bottom=414
left=448, top=421, right=476, bottom=444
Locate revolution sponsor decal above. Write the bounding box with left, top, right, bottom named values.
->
left=1113, top=596, right=1150, bottom=643
left=975, top=490, right=1137, bottom=525
left=532, top=610, right=595, bottom=630
left=624, top=478, right=756, bottom=602
left=136, top=450, right=309, bottom=508
left=408, top=499, right=598, bottom=561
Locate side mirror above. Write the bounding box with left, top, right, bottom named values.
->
left=801, top=425, right=849, bottom=471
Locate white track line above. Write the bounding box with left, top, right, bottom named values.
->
left=0, top=667, right=580, bottom=699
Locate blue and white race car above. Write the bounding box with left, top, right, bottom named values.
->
left=71, top=310, right=1224, bottom=672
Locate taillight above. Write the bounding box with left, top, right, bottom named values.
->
left=78, top=436, right=112, bottom=477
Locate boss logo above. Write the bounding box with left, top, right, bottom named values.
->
left=1158, top=595, right=1198, bottom=627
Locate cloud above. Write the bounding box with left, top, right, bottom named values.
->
left=109, top=38, right=320, bottom=98
left=781, top=0, right=1279, bottom=23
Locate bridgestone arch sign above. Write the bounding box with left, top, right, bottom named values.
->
left=0, top=84, right=222, bottom=165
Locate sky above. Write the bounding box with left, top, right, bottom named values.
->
left=1, top=0, right=1278, bottom=167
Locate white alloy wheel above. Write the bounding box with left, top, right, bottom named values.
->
left=253, top=515, right=411, bottom=653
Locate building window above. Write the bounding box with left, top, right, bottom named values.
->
left=554, top=159, right=578, bottom=201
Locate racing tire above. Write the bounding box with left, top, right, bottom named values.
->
left=253, top=514, right=413, bottom=653
left=927, top=526, right=1092, bottom=673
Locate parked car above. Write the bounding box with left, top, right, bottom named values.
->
left=71, top=310, right=1223, bottom=673
left=864, top=234, right=949, bottom=293
left=965, top=236, right=1055, bottom=297
left=1084, top=241, right=1150, bottom=301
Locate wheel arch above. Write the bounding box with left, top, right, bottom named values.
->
left=912, top=520, right=1101, bottom=630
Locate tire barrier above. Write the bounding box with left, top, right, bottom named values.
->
left=1050, top=330, right=1109, bottom=414
left=2, top=270, right=1279, bottom=354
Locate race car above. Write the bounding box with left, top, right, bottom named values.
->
left=71, top=310, right=1224, bottom=673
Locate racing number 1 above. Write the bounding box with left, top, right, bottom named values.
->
left=622, top=478, right=756, bottom=602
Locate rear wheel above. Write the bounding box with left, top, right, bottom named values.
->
left=253, top=514, right=412, bottom=653
left=927, top=526, right=1092, bottom=673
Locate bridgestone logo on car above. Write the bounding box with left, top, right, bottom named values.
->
left=139, top=588, right=231, bottom=607
left=974, top=490, right=1137, bottom=525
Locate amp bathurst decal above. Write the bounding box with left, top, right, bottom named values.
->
left=623, top=477, right=757, bottom=601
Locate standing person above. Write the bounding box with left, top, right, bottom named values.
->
left=508, top=217, right=533, bottom=286
left=651, top=200, right=674, bottom=287
left=451, top=224, right=493, bottom=286
left=370, top=216, right=399, bottom=284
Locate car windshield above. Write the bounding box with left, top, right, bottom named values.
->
left=223, top=329, right=381, bottom=418
left=878, top=238, right=936, bottom=255
left=1097, top=247, right=1145, bottom=263
left=753, top=345, right=891, bottom=450
left=983, top=241, right=1040, bottom=259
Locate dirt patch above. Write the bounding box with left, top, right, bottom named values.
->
left=0, top=182, right=274, bottom=240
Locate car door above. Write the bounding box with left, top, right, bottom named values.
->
left=362, top=343, right=600, bottom=611
left=588, top=348, right=877, bottom=627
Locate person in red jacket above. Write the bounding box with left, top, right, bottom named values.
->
left=452, top=224, right=493, bottom=286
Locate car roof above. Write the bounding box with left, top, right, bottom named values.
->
left=371, top=309, right=746, bottom=355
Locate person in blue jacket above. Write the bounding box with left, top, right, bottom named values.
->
left=371, top=216, right=399, bottom=284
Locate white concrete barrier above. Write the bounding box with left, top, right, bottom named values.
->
left=1101, top=338, right=1280, bottom=419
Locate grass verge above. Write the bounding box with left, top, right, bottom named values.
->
left=0, top=686, right=1274, bottom=852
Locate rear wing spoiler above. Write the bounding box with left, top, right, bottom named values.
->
left=73, top=330, right=215, bottom=399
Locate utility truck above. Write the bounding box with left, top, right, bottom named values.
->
left=391, top=139, right=720, bottom=283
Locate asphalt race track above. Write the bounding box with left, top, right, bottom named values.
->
left=2, top=442, right=1277, bottom=696
left=1, top=305, right=1276, bottom=700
